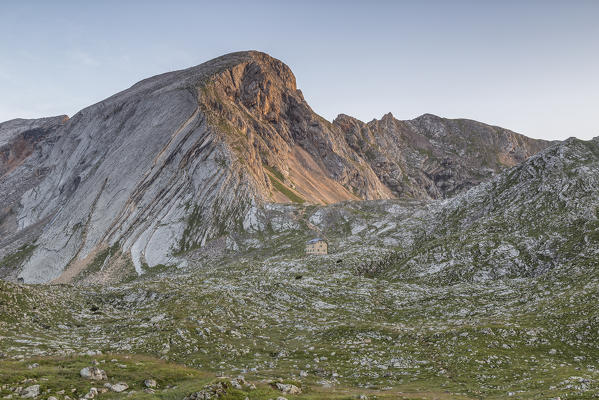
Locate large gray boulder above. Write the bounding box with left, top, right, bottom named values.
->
left=19, top=385, right=40, bottom=398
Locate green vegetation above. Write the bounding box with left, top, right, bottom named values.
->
left=267, top=173, right=305, bottom=203
left=0, top=354, right=212, bottom=400
left=0, top=243, right=36, bottom=271
left=262, top=163, right=285, bottom=182
left=0, top=353, right=473, bottom=399
left=74, top=243, right=121, bottom=282
left=178, top=205, right=203, bottom=253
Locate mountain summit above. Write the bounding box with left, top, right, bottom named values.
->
left=0, top=51, right=551, bottom=283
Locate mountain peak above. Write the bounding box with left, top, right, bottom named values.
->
left=381, top=112, right=395, bottom=121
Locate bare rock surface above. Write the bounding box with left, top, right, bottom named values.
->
left=0, top=51, right=550, bottom=283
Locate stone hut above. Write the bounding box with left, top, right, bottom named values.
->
left=306, top=238, right=327, bottom=255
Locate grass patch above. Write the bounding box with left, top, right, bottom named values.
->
left=263, top=164, right=285, bottom=182
left=0, top=244, right=36, bottom=272
left=267, top=173, right=305, bottom=204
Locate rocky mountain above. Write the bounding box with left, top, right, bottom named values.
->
left=383, top=136, right=599, bottom=283
left=0, top=51, right=551, bottom=283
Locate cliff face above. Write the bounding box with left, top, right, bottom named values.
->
left=0, top=51, right=552, bottom=283
left=197, top=51, right=390, bottom=203
left=195, top=51, right=551, bottom=203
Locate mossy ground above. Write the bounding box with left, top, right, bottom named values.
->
left=0, top=355, right=469, bottom=400
left=1, top=256, right=598, bottom=399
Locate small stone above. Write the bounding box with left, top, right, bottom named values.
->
left=143, top=379, right=156, bottom=388
left=83, top=387, right=97, bottom=399
left=110, top=383, right=128, bottom=393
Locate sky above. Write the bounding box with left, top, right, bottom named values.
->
left=0, top=0, right=597, bottom=140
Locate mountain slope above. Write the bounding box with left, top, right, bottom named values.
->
left=0, top=51, right=551, bottom=283
left=377, top=137, right=599, bottom=283
left=0, top=116, right=68, bottom=280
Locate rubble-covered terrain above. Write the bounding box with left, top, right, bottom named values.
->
left=2, top=137, right=599, bottom=399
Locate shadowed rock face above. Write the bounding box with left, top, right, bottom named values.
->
left=334, top=112, right=553, bottom=199
left=0, top=51, right=552, bottom=283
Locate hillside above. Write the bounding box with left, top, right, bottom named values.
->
left=1, top=137, right=599, bottom=399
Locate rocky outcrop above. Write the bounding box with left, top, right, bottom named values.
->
left=197, top=52, right=552, bottom=203
left=0, top=116, right=68, bottom=176
left=0, top=51, right=551, bottom=283
left=0, top=116, right=67, bottom=279
left=334, top=112, right=552, bottom=199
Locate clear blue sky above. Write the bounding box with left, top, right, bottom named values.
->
left=1, top=0, right=597, bottom=140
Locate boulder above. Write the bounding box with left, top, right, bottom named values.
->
left=109, top=383, right=128, bottom=393
left=19, top=385, right=40, bottom=398
left=274, top=382, right=301, bottom=394
left=143, top=379, right=157, bottom=388
left=80, top=367, right=107, bottom=380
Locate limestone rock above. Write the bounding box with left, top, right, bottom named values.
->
left=108, top=383, right=128, bottom=393
left=143, top=379, right=156, bottom=388
left=79, top=367, right=107, bottom=380
left=19, top=385, right=39, bottom=399
left=274, top=382, right=301, bottom=394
